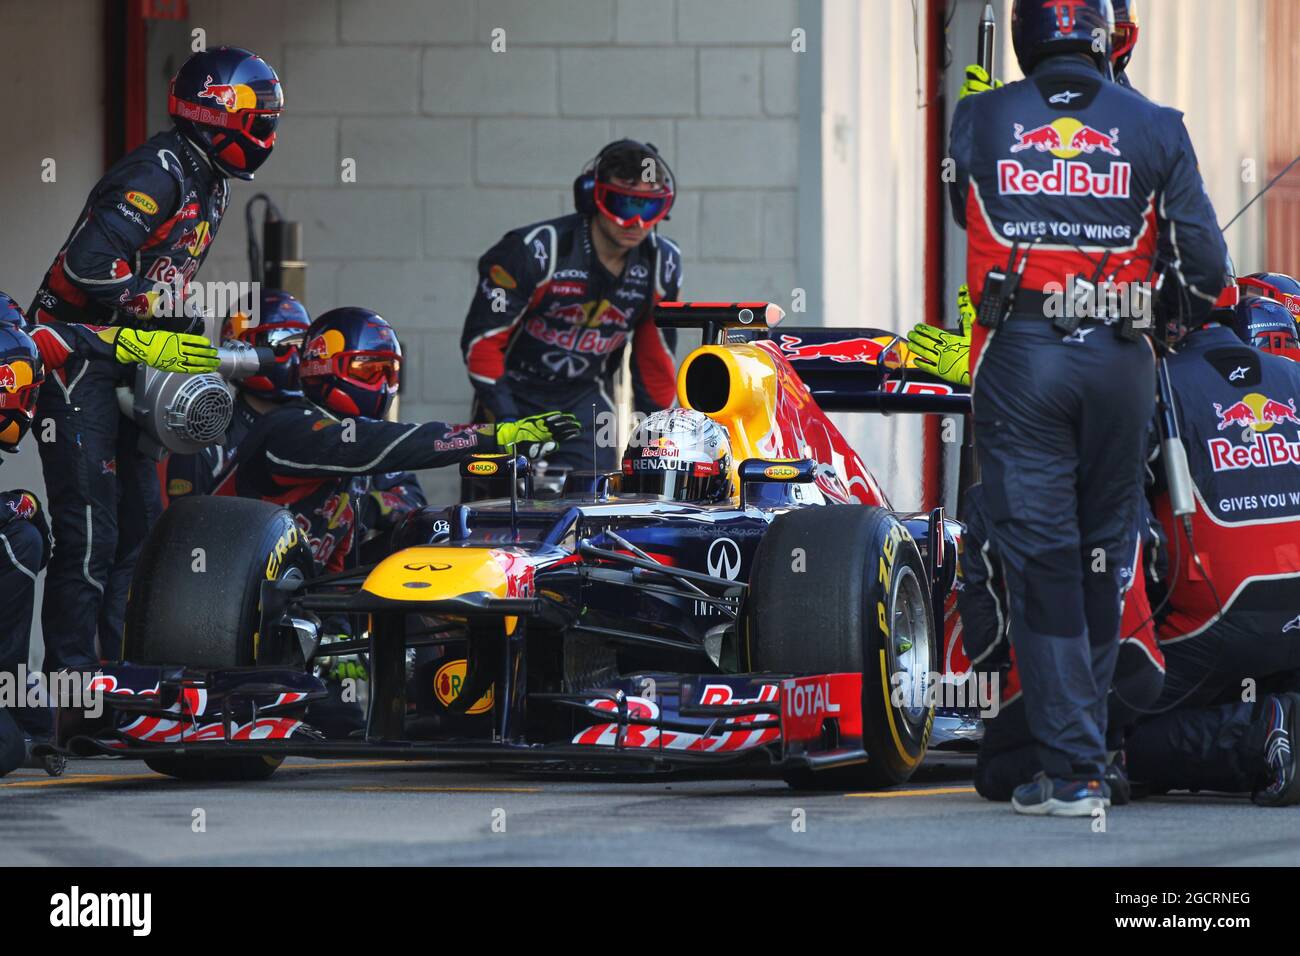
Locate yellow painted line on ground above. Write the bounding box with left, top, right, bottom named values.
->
left=0, top=773, right=163, bottom=789
left=346, top=785, right=543, bottom=794
left=844, top=786, right=977, bottom=799
left=0, top=758, right=435, bottom=789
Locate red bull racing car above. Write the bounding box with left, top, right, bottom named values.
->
left=45, top=303, right=971, bottom=789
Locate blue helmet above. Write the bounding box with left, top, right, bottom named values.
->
left=1232, top=297, right=1300, bottom=361
left=168, top=46, right=283, bottom=180
left=223, top=290, right=311, bottom=402
left=1012, top=0, right=1115, bottom=76
left=0, top=291, right=29, bottom=330
left=299, top=308, right=402, bottom=420
left=0, top=322, right=43, bottom=452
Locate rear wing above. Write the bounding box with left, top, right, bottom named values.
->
left=654, top=301, right=970, bottom=416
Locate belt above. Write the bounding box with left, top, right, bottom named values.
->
left=1007, top=288, right=1121, bottom=326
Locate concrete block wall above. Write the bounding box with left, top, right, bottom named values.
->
left=188, top=0, right=805, bottom=502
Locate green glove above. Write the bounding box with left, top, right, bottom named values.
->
left=331, top=659, right=369, bottom=683
left=959, top=63, right=1002, bottom=99
left=488, top=411, right=583, bottom=459
left=113, top=328, right=220, bottom=374
left=906, top=283, right=974, bottom=387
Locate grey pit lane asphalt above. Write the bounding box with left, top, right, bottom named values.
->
left=1, top=753, right=1297, bottom=866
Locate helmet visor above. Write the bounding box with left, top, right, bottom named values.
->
left=621, top=459, right=721, bottom=501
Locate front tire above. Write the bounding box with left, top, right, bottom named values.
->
left=126, top=496, right=315, bottom=782
left=748, top=505, right=936, bottom=789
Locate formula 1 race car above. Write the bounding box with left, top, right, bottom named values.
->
left=46, top=303, right=972, bottom=789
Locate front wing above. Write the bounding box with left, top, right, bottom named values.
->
left=42, top=664, right=868, bottom=775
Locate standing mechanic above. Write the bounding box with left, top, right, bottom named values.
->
left=1123, top=295, right=1300, bottom=805
left=28, top=46, right=282, bottom=669
left=460, top=139, right=682, bottom=474
left=947, top=0, right=1225, bottom=815
left=0, top=294, right=217, bottom=773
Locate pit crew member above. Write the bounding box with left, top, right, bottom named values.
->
left=166, top=291, right=430, bottom=563
left=194, top=306, right=579, bottom=574
left=948, top=0, right=1226, bottom=815
left=1124, top=296, right=1300, bottom=805
left=29, top=46, right=282, bottom=671
left=0, top=294, right=217, bottom=766
left=461, top=139, right=682, bottom=474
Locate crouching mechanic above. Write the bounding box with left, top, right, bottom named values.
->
left=1123, top=295, right=1300, bottom=805
left=167, top=291, right=431, bottom=562
left=461, top=139, right=682, bottom=475
left=0, top=293, right=217, bottom=774
left=194, top=306, right=579, bottom=570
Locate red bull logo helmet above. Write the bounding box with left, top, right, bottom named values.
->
left=0, top=323, right=44, bottom=452
left=169, top=47, right=283, bottom=180
left=299, top=308, right=402, bottom=420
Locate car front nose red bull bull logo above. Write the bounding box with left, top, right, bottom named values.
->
left=999, top=119, right=1130, bottom=199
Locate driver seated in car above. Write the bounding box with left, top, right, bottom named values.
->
left=619, top=408, right=733, bottom=503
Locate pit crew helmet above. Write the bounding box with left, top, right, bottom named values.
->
left=168, top=46, right=283, bottom=180
left=0, top=291, right=30, bottom=330
left=0, top=321, right=44, bottom=452
left=573, top=139, right=676, bottom=229
left=1110, top=0, right=1139, bottom=75
left=1231, top=297, right=1300, bottom=361
left=1238, top=272, right=1300, bottom=324
left=299, top=307, right=402, bottom=420
left=621, top=408, right=732, bottom=503
left=222, top=290, right=310, bottom=401
left=1012, top=0, right=1115, bottom=76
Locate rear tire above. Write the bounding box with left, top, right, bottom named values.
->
left=748, top=506, right=936, bottom=790
left=126, top=496, right=315, bottom=782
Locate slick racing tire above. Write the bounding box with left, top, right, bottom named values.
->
left=125, top=496, right=315, bottom=783
left=748, top=505, right=936, bottom=790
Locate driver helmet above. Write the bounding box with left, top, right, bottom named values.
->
left=621, top=408, right=732, bottom=502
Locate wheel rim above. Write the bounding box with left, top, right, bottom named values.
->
left=887, top=564, right=932, bottom=727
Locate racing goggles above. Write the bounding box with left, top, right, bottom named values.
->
left=594, top=181, right=674, bottom=229
left=1251, top=327, right=1300, bottom=361
left=305, top=350, right=402, bottom=389
left=1111, top=22, right=1139, bottom=64
left=171, top=95, right=281, bottom=142
left=0, top=382, right=39, bottom=415
left=257, top=325, right=307, bottom=356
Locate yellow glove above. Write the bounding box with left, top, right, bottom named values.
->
left=906, top=284, right=974, bottom=387
left=111, top=328, right=220, bottom=374
left=959, top=64, right=1002, bottom=99
left=485, top=411, right=583, bottom=459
